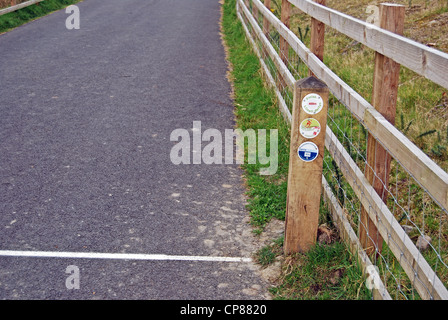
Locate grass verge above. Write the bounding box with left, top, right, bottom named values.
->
left=0, top=0, right=81, bottom=34
left=220, top=0, right=371, bottom=300
left=257, top=238, right=372, bottom=300
left=221, top=0, right=290, bottom=232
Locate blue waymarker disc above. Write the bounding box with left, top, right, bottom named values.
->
left=297, top=142, right=319, bottom=162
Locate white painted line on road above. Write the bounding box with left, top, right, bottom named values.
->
left=0, top=250, right=252, bottom=263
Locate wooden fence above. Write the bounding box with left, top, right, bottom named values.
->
left=236, top=0, right=448, bottom=300
left=0, top=0, right=43, bottom=16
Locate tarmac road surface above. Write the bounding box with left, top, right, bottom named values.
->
left=0, top=0, right=271, bottom=300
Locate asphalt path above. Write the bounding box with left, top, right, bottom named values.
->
left=0, top=0, right=271, bottom=299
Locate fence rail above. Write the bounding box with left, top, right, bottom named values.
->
left=253, top=0, right=448, bottom=214
left=0, top=0, right=43, bottom=16
left=288, top=0, right=448, bottom=90
left=236, top=0, right=448, bottom=299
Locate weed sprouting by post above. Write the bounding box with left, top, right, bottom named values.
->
left=254, top=236, right=284, bottom=266
left=297, top=25, right=309, bottom=42
left=270, top=242, right=372, bottom=300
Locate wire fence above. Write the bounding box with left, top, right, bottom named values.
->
left=237, top=0, right=448, bottom=299
left=325, top=92, right=448, bottom=299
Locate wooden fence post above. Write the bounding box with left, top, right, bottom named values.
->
left=262, top=0, right=271, bottom=58
left=252, top=0, right=259, bottom=22
left=359, top=3, right=405, bottom=256
left=309, top=0, right=326, bottom=77
left=285, top=76, right=329, bottom=254
left=263, top=0, right=271, bottom=38
left=278, top=0, right=291, bottom=91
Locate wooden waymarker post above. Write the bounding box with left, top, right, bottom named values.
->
left=284, top=76, right=329, bottom=254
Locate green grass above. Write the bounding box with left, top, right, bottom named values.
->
left=221, top=0, right=290, bottom=233
left=278, top=243, right=372, bottom=300
left=0, top=0, right=81, bottom=34
left=257, top=238, right=373, bottom=300
left=254, top=236, right=284, bottom=267
left=221, top=0, right=371, bottom=300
